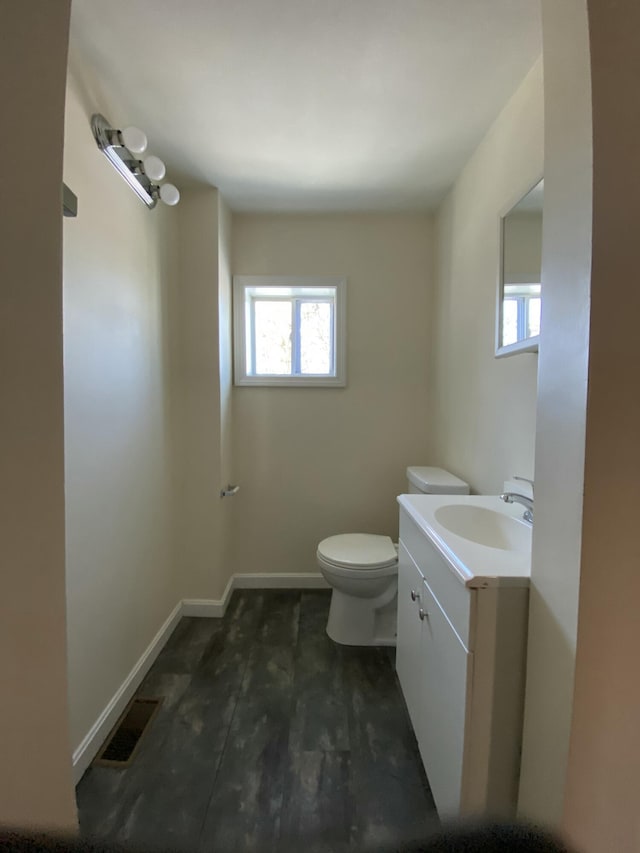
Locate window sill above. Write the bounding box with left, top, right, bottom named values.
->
left=234, top=375, right=346, bottom=388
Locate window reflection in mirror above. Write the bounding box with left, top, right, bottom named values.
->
left=502, top=283, right=541, bottom=346
left=496, top=178, right=543, bottom=357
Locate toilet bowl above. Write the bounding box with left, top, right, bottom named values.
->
left=318, top=533, right=398, bottom=646
left=318, top=467, right=469, bottom=646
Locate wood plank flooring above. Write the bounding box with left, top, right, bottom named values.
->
left=77, top=590, right=438, bottom=852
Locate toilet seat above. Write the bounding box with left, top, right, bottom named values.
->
left=317, top=533, right=398, bottom=571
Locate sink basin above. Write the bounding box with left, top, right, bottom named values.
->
left=433, top=503, right=531, bottom=552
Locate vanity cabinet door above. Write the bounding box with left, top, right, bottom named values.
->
left=396, top=542, right=425, bottom=732
left=418, top=578, right=472, bottom=817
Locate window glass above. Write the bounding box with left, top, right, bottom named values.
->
left=528, top=297, right=541, bottom=338
left=299, top=301, right=332, bottom=375
left=254, top=300, right=292, bottom=375
left=233, top=276, right=346, bottom=387
left=501, top=284, right=541, bottom=348
left=503, top=299, right=519, bottom=346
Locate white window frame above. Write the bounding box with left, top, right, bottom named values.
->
left=233, top=275, right=347, bottom=387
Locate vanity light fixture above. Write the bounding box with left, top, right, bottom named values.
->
left=91, top=113, right=180, bottom=209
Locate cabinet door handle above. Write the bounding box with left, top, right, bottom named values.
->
left=418, top=607, right=427, bottom=621
left=410, top=589, right=420, bottom=602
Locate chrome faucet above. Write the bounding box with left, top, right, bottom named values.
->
left=500, top=476, right=534, bottom=523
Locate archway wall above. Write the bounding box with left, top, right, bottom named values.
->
left=563, top=2, right=640, bottom=851
left=518, top=0, right=593, bottom=827
left=0, top=0, right=78, bottom=832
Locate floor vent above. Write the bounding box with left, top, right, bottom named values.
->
left=94, top=697, right=162, bottom=767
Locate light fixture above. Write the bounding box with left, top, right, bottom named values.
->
left=120, top=125, right=147, bottom=154
left=91, top=114, right=180, bottom=209
left=159, top=183, right=180, bottom=206
left=142, top=155, right=166, bottom=181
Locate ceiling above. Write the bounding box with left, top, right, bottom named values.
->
left=69, top=0, right=541, bottom=213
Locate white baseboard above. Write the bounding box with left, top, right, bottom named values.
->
left=182, top=575, right=234, bottom=617
left=232, top=572, right=329, bottom=589
left=181, top=598, right=227, bottom=617
left=71, top=600, right=182, bottom=785
left=72, top=572, right=329, bottom=784
left=183, top=573, right=328, bottom=617
left=182, top=573, right=327, bottom=617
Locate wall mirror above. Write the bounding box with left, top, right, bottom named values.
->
left=495, top=177, right=543, bottom=357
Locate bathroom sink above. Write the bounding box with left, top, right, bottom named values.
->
left=433, top=503, right=531, bottom=551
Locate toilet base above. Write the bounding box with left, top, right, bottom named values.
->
left=326, top=587, right=398, bottom=646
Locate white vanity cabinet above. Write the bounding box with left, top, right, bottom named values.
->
left=396, top=504, right=529, bottom=819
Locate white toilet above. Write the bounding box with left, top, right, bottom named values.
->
left=317, top=466, right=470, bottom=646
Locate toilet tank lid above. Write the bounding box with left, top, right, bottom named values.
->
left=406, top=466, right=470, bottom=494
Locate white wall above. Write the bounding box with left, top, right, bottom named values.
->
left=231, top=214, right=433, bottom=575
left=0, top=1, right=77, bottom=832
left=172, top=189, right=234, bottom=600
left=430, top=59, right=543, bottom=495
left=217, top=197, right=235, bottom=578
left=518, top=1, right=592, bottom=826
left=63, top=72, right=179, bottom=754
left=557, top=3, right=640, bottom=850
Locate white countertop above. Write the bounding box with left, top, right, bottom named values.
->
left=397, top=493, right=532, bottom=588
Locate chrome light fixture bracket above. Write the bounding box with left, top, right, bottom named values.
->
left=91, top=114, right=179, bottom=209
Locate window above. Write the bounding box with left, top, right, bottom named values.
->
left=502, top=283, right=541, bottom=347
left=233, top=276, right=346, bottom=386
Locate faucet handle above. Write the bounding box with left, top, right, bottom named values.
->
left=514, top=475, right=534, bottom=493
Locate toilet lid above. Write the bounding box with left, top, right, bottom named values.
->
left=317, top=534, right=397, bottom=570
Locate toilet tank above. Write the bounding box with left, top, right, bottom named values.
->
left=406, top=466, right=470, bottom=495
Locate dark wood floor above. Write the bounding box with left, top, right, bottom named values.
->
left=77, top=590, right=438, bottom=852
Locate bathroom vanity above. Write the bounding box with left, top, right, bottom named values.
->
left=396, top=494, right=530, bottom=818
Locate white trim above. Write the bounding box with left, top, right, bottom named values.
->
left=495, top=173, right=543, bottom=358
left=71, top=600, right=182, bottom=785
left=182, top=574, right=234, bottom=616
left=232, top=572, right=329, bottom=589
left=183, top=574, right=328, bottom=611
left=494, top=334, right=539, bottom=359
left=233, top=275, right=347, bottom=387
left=181, top=599, right=227, bottom=617
left=71, top=572, right=329, bottom=785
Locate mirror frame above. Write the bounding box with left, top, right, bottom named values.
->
left=495, top=174, right=543, bottom=358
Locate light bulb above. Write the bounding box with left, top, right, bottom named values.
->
left=159, top=183, right=180, bottom=206
left=143, top=155, right=166, bottom=181
left=120, top=125, right=147, bottom=154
